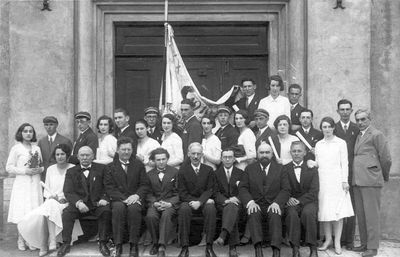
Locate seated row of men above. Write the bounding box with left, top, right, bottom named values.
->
left=58, top=137, right=318, bottom=257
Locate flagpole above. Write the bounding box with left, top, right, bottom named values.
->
left=160, top=0, right=168, bottom=113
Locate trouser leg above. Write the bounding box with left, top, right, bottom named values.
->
left=159, top=207, right=176, bottom=245
left=178, top=202, right=192, bottom=247
left=301, top=203, right=318, bottom=246
left=354, top=186, right=368, bottom=247
left=203, top=203, right=217, bottom=244
left=127, top=203, right=143, bottom=244
left=111, top=201, right=126, bottom=245
left=285, top=205, right=300, bottom=247
left=361, top=187, right=381, bottom=250
left=61, top=205, right=80, bottom=244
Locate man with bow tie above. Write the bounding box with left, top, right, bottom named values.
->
left=105, top=137, right=150, bottom=257
left=58, top=146, right=111, bottom=257
left=145, top=148, right=179, bottom=257
left=144, top=107, right=163, bottom=143
left=284, top=141, right=319, bottom=257
left=239, top=143, right=290, bottom=257
left=213, top=147, right=243, bottom=257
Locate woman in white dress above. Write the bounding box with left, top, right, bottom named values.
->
left=315, top=117, right=354, bottom=255
left=6, top=123, right=44, bottom=251
left=160, top=114, right=184, bottom=169
left=18, top=144, right=82, bottom=256
left=200, top=115, right=221, bottom=170
left=274, top=115, right=299, bottom=165
left=135, top=119, right=161, bottom=171
left=93, top=115, right=117, bottom=165
left=234, top=110, right=256, bottom=170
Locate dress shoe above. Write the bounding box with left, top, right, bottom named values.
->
left=317, top=241, right=332, bottom=251
left=362, top=249, right=378, bottom=257
left=292, top=246, right=301, bottom=257
left=229, top=246, right=239, bottom=257
left=57, top=244, right=70, bottom=257
left=255, top=244, right=264, bottom=257
left=149, top=244, right=158, bottom=255
left=99, top=241, right=110, bottom=256
left=157, top=249, right=166, bottom=257
left=214, top=237, right=224, bottom=245
left=115, top=244, right=123, bottom=257
left=198, top=233, right=207, bottom=246
left=240, top=236, right=250, bottom=246
left=272, top=247, right=281, bottom=257
left=129, top=243, right=139, bottom=257
left=178, top=246, right=189, bottom=257
left=345, top=243, right=354, bottom=250
left=309, top=246, right=318, bottom=257
left=352, top=245, right=367, bottom=252
left=205, top=245, right=217, bottom=257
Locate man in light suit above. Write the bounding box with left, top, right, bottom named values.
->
left=38, top=116, right=72, bottom=180
left=352, top=109, right=391, bottom=257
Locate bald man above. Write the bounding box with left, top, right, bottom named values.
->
left=58, top=146, right=112, bottom=257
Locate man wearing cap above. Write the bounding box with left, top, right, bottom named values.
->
left=38, top=116, right=73, bottom=180
left=180, top=99, right=203, bottom=156
left=70, top=111, right=98, bottom=165
left=215, top=106, right=239, bottom=150
left=254, top=109, right=280, bottom=152
left=144, top=107, right=163, bottom=144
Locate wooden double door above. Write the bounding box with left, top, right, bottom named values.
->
left=115, top=22, right=269, bottom=120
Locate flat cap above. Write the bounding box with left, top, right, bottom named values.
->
left=74, top=111, right=91, bottom=120
left=144, top=106, right=160, bottom=115
left=254, top=109, right=269, bottom=118
left=217, top=105, right=231, bottom=114
left=43, top=116, right=58, bottom=124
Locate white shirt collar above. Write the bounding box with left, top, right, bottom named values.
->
left=120, top=125, right=130, bottom=133
left=247, top=94, right=255, bottom=104
left=360, top=126, right=370, bottom=136
left=191, top=163, right=201, bottom=171
left=80, top=127, right=89, bottom=134
left=186, top=115, right=196, bottom=122
left=291, top=103, right=298, bottom=108
left=293, top=161, right=303, bottom=167
left=302, top=127, right=310, bottom=133
left=48, top=133, right=57, bottom=141
left=259, top=126, right=268, bottom=135
left=340, top=120, right=350, bottom=128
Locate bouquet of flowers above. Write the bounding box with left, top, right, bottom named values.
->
left=26, top=151, right=41, bottom=168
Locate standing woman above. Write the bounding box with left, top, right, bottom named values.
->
left=315, top=117, right=354, bottom=255
left=136, top=119, right=161, bottom=171
left=160, top=114, right=184, bottom=169
left=6, top=123, right=44, bottom=250
left=201, top=115, right=221, bottom=171
left=234, top=110, right=256, bottom=170
left=94, top=115, right=117, bottom=164
left=274, top=115, right=299, bottom=165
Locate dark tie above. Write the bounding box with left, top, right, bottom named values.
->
left=49, top=137, right=53, bottom=146
left=194, top=168, right=199, bottom=176
left=81, top=167, right=90, bottom=178
left=304, top=130, right=309, bottom=135
left=121, top=162, right=128, bottom=173
left=256, top=130, right=261, bottom=139
left=293, top=165, right=302, bottom=169
left=343, top=124, right=348, bottom=134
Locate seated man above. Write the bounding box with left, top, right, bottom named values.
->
left=239, top=143, right=290, bottom=257
left=284, top=141, right=319, bottom=257
left=145, top=148, right=179, bottom=257
left=214, top=147, right=243, bottom=257
left=58, top=146, right=111, bottom=257
left=105, top=137, right=150, bottom=257
left=177, top=142, right=217, bottom=257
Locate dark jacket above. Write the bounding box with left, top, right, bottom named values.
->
left=181, top=116, right=202, bottom=156
left=294, top=127, right=323, bottom=160
left=70, top=127, right=98, bottom=165
left=214, top=166, right=243, bottom=206
left=146, top=165, right=179, bottom=208
left=215, top=124, right=239, bottom=150
left=290, top=103, right=306, bottom=126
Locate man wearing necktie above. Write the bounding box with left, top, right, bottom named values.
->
left=177, top=142, right=217, bottom=257
left=104, top=137, right=150, bottom=257
left=254, top=109, right=280, bottom=151
left=145, top=148, right=179, bottom=257
left=284, top=141, right=319, bottom=257
left=144, top=107, right=163, bottom=143
left=232, top=79, right=261, bottom=129
left=288, top=84, right=306, bottom=132
left=214, top=148, right=243, bottom=257
left=239, top=143, right=290, bottom=257
left=58, top=146, right=111, bottom=257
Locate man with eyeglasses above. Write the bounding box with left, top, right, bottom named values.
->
left=144, top=107, right=163, bottom=143
left=352, top=109, right=391, bottom=257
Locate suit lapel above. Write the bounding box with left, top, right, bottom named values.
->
left=161, top=169, right=173, bottom=191
left=219, top=168, right=229, bottom=193
left=355, top=128, right=371, bottom=152
left=263, top=162, right=279, bottom=194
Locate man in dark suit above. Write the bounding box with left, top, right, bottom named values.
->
left=215, top=106, right=239, bottom=150
left=145, top=148, right=179, bottom=257
left=70, top=111, right=98, bottom=165
left=58, top=146, right=111, bottom=257
left=180, top=99, right=203, bottom=156
left=254, top=109, right=280, bottom=152
left=239, top=143, right=290, bottom=257
left=214, top=148, right=243, bottom=257
left=284, top=141, right=319, bottom=257
left=114, top=108, right=137, bottom=155
left=144, top=107, right=163, bottom=143
left=233, top=78, right=261, bottom=129
left=334, top=99, right=359, bottom=249
left=352, top=109, right=391, bottom=257
left=105, top=137, right=150, bottom=257
left=38, top=116, right=73, bottom=180
left=288, top=84, right=306, bottom=131
left=177, top=142, right=217, bottom=257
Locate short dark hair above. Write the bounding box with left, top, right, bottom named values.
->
left=149, top=147, right=170, bottom=161
left=15, top=123, right=37, bottom=142
left=181, top=98, right=195, bottom=108
left=135, top=119, right=148, bottom=129
left=52, top=143, right=72, bottom=160
left=288, top=83, right=302, bottom=93
left=267, top=75, right=284, bottom=91
left=117, top=136, right=134, bottom=148
left=300, top=108, right=314, bottom=118
left=319, top=116, right=335, bottom=130
left=114, top=108, right=129, bottom=116
left=241, top=78, right=256, bottom=86
left=234, top=109, right=251, bottom=126
left=181, top=86, right=195, bottom=99
left=337, top=99, right=353, bottom=109
left=273, top=115, right=292, bottom=130
left=162, top=113, right=176, bottom=123
left=201, top=114, right=216, bottom=128
left=96, top=115, right=115, bottom=134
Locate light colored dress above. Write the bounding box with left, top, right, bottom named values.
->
left=235, top=127, right=256, bottom=170
left=279, top=134, right=300, bottom=165
left=6, top=143, right=43, bottom=224
left=17, top=163, right=83, bottom=248
left=315, top=136, right=354, bottom=221
left=137, top=137, right=161, bottom=172
left=201, top=134, right=222, bottom=171
left=161, top=132, right=184, bottom=169
left=94, top=134, right=117, bottom=164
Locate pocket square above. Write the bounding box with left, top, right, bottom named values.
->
left=236, top=181, right=240, bottom=186
left=171, top=178, right=175, bottom=182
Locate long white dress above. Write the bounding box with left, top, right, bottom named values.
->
left=17, top=163, right=83, bottom=248
left=201, top=134, right=221, bottom=171
left=94, top=134, right=117, bottom=164
left=6, top=143, right=43, bottom=224
left=315, top=136, right=354, bottom=221
left=137, top=137, right=161, bottom=172
left=235, top=127, right=256, bottom=170
left=161, top=132, right=184, bottom=169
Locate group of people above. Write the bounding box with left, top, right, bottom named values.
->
left=5, top=75, right=391, bottom=257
